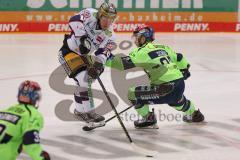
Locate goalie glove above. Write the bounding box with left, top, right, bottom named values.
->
left=180, top=64, right=191, bottom=80
left=79, top=36, right=91, bottom=54
left=87, top=61, right=104, bottom=79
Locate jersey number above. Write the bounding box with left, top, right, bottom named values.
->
left=152, top=56, right=171, bottom=69
left=0, top=124, right=6, bottom=136
left=33, top=131, right=40, bottom=143
left=159, top=57, right=170, bottom=65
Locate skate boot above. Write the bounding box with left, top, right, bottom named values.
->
left=134, top=109, right=159, bottom=129
left=74, top=109, right=91, bottom=122
left=87, top=110, right=105, bottom=123
left=86, top=110, right=105, bottom=129
left=183, top=109, right=205, bottom=123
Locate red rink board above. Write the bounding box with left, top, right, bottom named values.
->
left=0, top=22, right=240, bottom=32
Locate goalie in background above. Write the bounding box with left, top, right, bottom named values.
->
left=106, top=25, right=204, bottom=129
left=58, top=2, right=117, bottom=124
left=0, top=80, right=50, bottom=160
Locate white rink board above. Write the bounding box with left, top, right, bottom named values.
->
left=0, top=33, right=240, bottom=160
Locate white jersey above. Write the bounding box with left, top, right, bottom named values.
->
left=67, top=8, right=115, bottom=63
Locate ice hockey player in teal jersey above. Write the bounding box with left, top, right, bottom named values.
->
left=106, top=25, right=204, bottom=128
left=0, top=80, right=50, bottom=160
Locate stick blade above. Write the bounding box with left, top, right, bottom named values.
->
left=130, top=142, right=158, bottom=158
left=82, top=126, right=94, bottom=131
left=82, top=122, right=106, bottom=131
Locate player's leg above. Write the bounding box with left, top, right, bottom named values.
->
left=73, top=71, right=105, bottom=123
left=168, top=79, right=204, bottom=122
left=128, top=84, right=174, bottom=128
left=73, top=71, right=92, bottom=122
left=171, top=97, right=204, bottom=122
left=133, top=104, right=158, bottom=129
left=58, top=46, right=104, bottom=123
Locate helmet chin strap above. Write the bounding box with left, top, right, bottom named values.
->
left=34, top=100, right=40, bottom=109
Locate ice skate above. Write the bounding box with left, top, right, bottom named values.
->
left=82, top=121, right=106, bottom=131
left=81, top=110, right=105, bottom=131
left=87, top=110, right=105, bottom=123
left=134, top=109, right=159, bottom=129
left=74, top=109, right=92, bottom=122
left=183, top=109, right=205, bottom=123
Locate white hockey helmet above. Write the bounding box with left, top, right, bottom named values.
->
left=98, top=2, right=117, bottom=21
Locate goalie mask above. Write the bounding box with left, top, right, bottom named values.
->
left=17, top=80, right=42, bottom=107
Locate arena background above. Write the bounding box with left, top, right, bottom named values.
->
left=0, top=1, right=240, bottom=160
left=0, top=0, right=240, bottom=32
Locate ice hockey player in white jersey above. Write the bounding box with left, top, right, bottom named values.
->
left=58, top=2, right=117, bottom=125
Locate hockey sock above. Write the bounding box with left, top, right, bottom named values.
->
left=175, top=100, right=196, bottom=115
left=136, top=105, right=150, bottom=117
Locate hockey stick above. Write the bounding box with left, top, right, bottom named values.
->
left=105, top=105, right=133, bottom=123
left=82, top=105, right=133, bottom=131
left=96, top=76, right=158, bottom=157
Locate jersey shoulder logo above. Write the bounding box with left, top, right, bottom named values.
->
left=82, top=10, right=91, bottom=19
left=148, top=50, right=168, bottom=59
left=0, top=112, right=21, bottom=124
left=104, top=30, right=112, bottom=37
left=78, top=9, right=91, bottom=22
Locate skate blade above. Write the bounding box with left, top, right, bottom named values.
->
left=88, top=121, right=106, bottom=127
left=83, top=121, right=106, bottom=131
left=135, top=124, right=159, bottom=129
left=191, top=121, right=208, bottom=125
left=183, top=120, right=208, bottom=126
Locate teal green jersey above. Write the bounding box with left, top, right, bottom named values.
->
left=0, top=103, right=45, bottom=160
left=106, top=42, right=190, bottom=85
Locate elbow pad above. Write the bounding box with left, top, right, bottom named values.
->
left=180, top=64, right=191, bottom=80
left=23, top=130, right=40, bottom=145
left=176, top=53, right=183, bottom=62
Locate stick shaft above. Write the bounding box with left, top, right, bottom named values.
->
left=97, top=77, right=133, bottom=143
left=105, top=105, right=133, bottom=123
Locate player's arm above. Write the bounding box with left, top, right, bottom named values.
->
left=166, top=46, right=191, bottom=80
left=23, top=130, right=50, bottom=160
left=22, top=116, right=50, bottom=160
left=68, top=10, right=92, bottom=54
left=87, top=35, right=120, bottom=79
left=105, top=48, right=137, bottom=71
left=175, top=52, right=190, bottom=80
left=105, top=55, right=136, bottom=71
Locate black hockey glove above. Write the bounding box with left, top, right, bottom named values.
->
left=87, top=61, right=104, bottom=79
left=79, top=36, right=91, bottom=54
left=180, top=64, right=191, bottom=80
left=41, top=151, right=51, bottom=160
left=94, top=48, right=114, bottom=60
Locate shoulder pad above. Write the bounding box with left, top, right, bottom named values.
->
left=78, top=8, right=97, bottom=24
